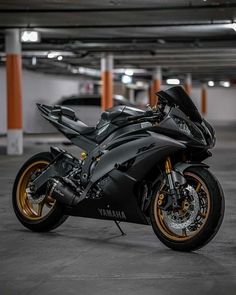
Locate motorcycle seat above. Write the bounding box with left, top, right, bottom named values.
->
left=60, top=115, right=96, bottom=135
left=101, top=108, right=124, bottom=121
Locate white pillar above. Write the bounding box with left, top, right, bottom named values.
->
left=201, top=83, right=207, bottom=115
left=5, top=29, right=23, bottom=155
left=153, top=66, right=162, bottom=82
left=129, top=88, right=135, bottom=104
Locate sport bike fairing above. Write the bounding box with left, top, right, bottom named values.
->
left=12, top=86, right=224, bottom=252
left=34, top=86, right=215, bottom=224
left=89, top=132, right=185, bottom=184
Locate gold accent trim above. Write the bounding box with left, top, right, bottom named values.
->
left=157, top=199, right=163, bottom=206
left=80, top=151, right=87, bottom=160
left=16, top=160, right=56, bottom=221
left=165, top=157, right=172, bottom=174
left=159, top=194, right=165, bottom=200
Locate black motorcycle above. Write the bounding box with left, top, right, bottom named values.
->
left=12, top=86, right=224, bottom=251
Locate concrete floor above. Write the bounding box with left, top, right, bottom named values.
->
left=0, top=125, right=236, bottom=294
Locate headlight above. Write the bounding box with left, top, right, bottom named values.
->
left=172, top=117, right=192, bottom=136
left=173, top=116, right=206, bottom=144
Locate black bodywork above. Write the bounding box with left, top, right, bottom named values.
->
left=36, top=86, right=215, bottom=225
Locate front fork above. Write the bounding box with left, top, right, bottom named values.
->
left=161, top=157, right=186, bottom=209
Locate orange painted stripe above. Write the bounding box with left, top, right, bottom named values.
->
left=6, top=54, right=22, bottom=129
left=201, top=86, right=207, bottom=115
left=149, top=82, right=154, bottom=106
left=150, top=79, right=161, bottom=106
left=101, top=71, right=113, bottom=110
left=184, top=82, right=192, bottom=95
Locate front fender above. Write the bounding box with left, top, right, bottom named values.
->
left=174, top=162, right=209, bottom=175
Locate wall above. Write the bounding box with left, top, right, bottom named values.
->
left=191, top=87, right=236, bottom=124
left=1, top=65, right=236, bottom=134
left=0, top=67, right=80, bottom=134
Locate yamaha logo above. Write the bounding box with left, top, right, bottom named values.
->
left=98, top=208, right=126, bottom=220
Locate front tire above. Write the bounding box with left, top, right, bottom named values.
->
left=12, top=152, right=68, bottom=232
left=150, top=167, right=225, bottom=251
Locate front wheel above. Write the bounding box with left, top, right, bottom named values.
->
left=150, top=167, right=225, bottom=251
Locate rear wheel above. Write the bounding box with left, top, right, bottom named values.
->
left=150, top=167, right=224, bottom=251
left=12, top=152, right=68, bottom=232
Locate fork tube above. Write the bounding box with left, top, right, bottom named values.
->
left=165, top=157, right=174, bottom=190
left=165, top=157, right=179, bottom=208
left=165, top=157, right=172, bottom=174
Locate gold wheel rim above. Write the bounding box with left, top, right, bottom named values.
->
left=16, top=160, right=56, bottom=220
left=154, top=172, right=210, bottom=241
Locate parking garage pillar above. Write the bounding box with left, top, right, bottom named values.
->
left=101, top=54, right=113, bottom=111
left=184, top=73, right=192, bottom=95
left=201, top=83, right=207, bottom=115
left=5, top=29, right=23, bottom=155
left=150, top=66, right=162, bottom=106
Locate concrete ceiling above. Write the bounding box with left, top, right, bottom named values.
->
left=0, top=0, right=236, bottom=82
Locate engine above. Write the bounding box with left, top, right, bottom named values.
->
left=46, top=154, right=83, bottom=206
left=47, top=152, right=104, bottom=206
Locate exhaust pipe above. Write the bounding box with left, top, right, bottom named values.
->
left=48, top=178, right=81, bottom=207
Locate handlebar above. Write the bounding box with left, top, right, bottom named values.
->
left=126, top=114, right=146, bottom=121
left=126, top=110, right=161, bottom=122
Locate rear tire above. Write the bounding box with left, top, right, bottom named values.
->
left=12, top=152, right=68, bottom=232
left=150, top=167, right=225, bottom=251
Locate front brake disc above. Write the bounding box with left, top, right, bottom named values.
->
left=163, top=185, right=200, bottom=229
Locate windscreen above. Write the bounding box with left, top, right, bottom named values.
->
left=157, top=86, right=202, bottom=123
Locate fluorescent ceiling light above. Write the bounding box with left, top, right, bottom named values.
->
left=114, top=68, right=146, bottom=74
left=220, top=81, right=230, bottom=88
left=227, top=23, right=236, bottom=32
left=157, top=39, right=166, bottom=44
left=166, top=78, right=180, bottom=85
left=208, top=81, right=214, bottom=87
left=79, top=67, right=100, bottom=76
left=70, top=66, right=100, bottom=77
left=136, top=81, right=145, bottom=87
left=124, top=69, right=134, bottom=76
left=122, top=75, right=132, bottom=84
left=21, top=30, right=40, bottom=43
left=71, top=68, right=79, bottom=74
left=32, top=56, right=37, bottom=66
left=47, top=51, right=61, bottom=59
left=78, top=67, right=85, bottom=74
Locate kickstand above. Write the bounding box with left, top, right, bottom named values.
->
left=114, top=220, right=126, bottom=236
